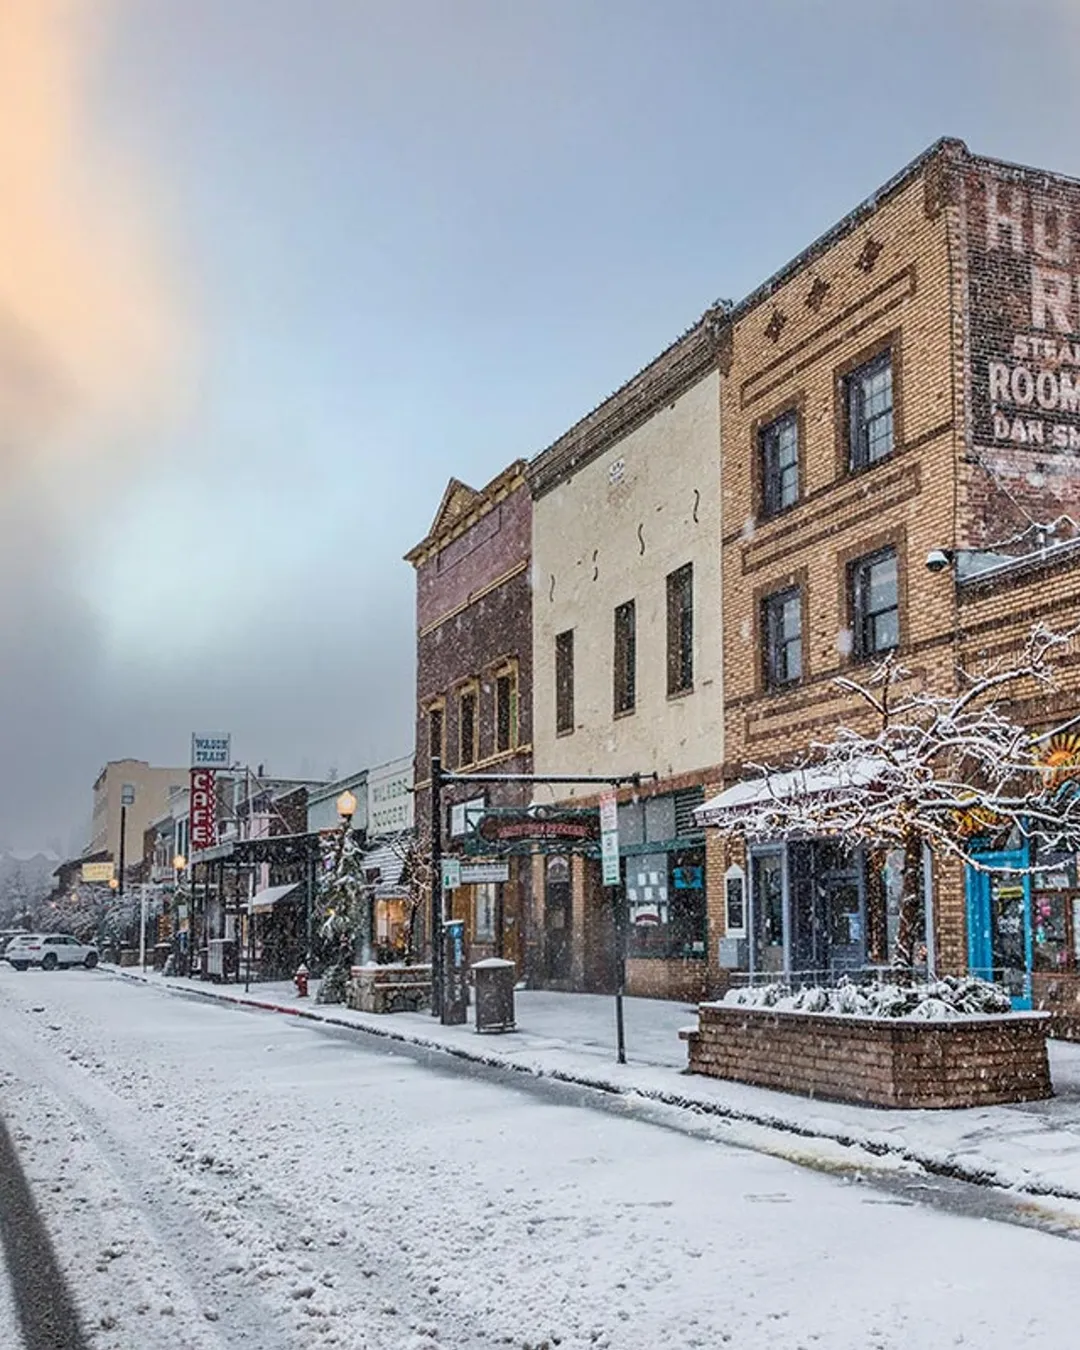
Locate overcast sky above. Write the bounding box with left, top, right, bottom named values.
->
left=2, top=0, right=1079, bottom=854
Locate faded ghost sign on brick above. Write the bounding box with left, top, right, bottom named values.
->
left=969, top=169, right=1080, bottom=453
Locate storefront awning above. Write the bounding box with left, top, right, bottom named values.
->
left=250, top=881, right=299, bottom=914
left=696, top=758, right=887, bottom=827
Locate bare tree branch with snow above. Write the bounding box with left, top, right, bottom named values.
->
left=700, top=624, right=1080, bottom=971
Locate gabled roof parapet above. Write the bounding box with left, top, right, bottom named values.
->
left=405, top=458, right=528, bottom=566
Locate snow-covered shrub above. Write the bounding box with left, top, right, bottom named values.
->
left=722, top=973, right=1013, bottom=1019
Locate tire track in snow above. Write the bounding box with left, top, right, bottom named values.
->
left=0, top=1112, right=87, bottom=1349
left=0, top=993, right=290, bottom=1350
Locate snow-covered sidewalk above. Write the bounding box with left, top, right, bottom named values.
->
left=109, top=965, right=1080, bottom=1203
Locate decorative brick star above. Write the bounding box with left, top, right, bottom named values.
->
left=764, top=308, right=787, bottom=343
left=856, top=237, right=884, bottom=273
left=806, top=276, right=830, bottom=312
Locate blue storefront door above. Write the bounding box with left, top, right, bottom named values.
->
left=965, top=848, right=1033, bottom=1009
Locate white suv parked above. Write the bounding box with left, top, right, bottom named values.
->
left=4, top=933, right=99, bottom=971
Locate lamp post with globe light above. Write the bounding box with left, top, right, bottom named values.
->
left=334, top=788, right=368, bottom=965
left=172, top=854, right=187, bottom=976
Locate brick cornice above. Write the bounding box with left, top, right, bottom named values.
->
left=526, top=311, right=725, bottom=498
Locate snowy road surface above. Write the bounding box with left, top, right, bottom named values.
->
left=1, top=970, right=1080, bottom=1350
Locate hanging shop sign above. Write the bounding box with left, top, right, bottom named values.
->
left=81, top=861, right=115, bottom=884
left=466, top=806, right=600, bottom=856
left=190, top=767, right=217, bottom=850
left=450, top=797, right=486, bottom=838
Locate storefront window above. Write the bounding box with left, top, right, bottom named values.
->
left=751, top=850, right=785, bottom=974
left=626, top=847, right=706, bottom=959
left=1033, top=852, right=1075, bottom=972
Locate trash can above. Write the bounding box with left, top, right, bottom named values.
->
left=472, top=958, right=516, bottom=1033
left=152, top=942, right=171, bottom=972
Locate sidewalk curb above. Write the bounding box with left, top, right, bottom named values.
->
left=106, top=966, right=1080, bottom=1206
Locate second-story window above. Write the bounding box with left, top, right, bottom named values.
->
left=555, top=630, right=575, bottom=735
left=762, top=587, right=802, bottom=689
left=495, top=663, right=518, bottom=754
left=613, top=600, right=636, bottom=716
left=846, top=350, right=894, bottom=470
left=666, top=564, right=693, bottom=695
left=428, top=703, right=445, bottom=767
left=759, top=411, right=799, bottom=517
left=458, top=686, right=478, bottom=766
left=851, top=547, right=899, bottom=658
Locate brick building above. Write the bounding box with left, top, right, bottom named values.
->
left=705, top=138, right=1080, bottom=1001
left=407, top=137, right=1080, bottom=1006
left=406, top=461, right=533, bottom=973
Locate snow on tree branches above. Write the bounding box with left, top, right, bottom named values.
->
left=699, top=624, right=1080, bottom=970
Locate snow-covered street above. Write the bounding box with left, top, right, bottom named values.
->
left=3, top=967, right=1080, bottom=1350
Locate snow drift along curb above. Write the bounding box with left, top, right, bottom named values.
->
left=104, top=967, right=1080, bottom=1205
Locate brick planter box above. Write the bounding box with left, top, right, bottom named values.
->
left=346, top=964, right=432, bottom=1014
left=681, top=1003, right=1052, bottom=1108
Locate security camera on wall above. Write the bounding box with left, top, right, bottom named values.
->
left=925, top=548, right=954, bottom=573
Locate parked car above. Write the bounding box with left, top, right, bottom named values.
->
left=4, top=933, right=99, bottom=971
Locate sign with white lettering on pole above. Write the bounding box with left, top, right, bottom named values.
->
left=460, top=862, right=510, bottom=885
left=599, top=793, right=620, bottom=886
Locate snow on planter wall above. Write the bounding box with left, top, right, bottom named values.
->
left=681, top=1004, right=1052, bottom=1108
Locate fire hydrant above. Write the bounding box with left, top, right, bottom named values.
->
left=294, top=963, right=309, bottom=998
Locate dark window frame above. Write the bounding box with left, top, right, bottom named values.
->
left=761, top=586, right=803, bottom=689
left=850, top=547, right=900, bottom=659
left=457, top=683, right=479, bottom=767
left=666, top=563, right=694, bottom=696
left=613, top=599, right=637, bottom=717
left=555, top=629, right=575, bottom=735
left=427, top=701, right=446, bottom=767
left=759, top=409, right=801, bottom=518
left=494, top=662, right=518, bottom=755
left=846, top=348, right=895, bottom=471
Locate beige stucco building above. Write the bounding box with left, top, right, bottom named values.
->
left=527, top=314, right=725, bottom=999
left=87, top=759, right=188, bottom=870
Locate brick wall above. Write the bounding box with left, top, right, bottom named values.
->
left=721, top=153, right=960, bottom=778
left=684, top=1003, right=1051, bottom=1108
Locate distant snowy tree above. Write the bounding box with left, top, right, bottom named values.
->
left=701, top=624, right=1080, bottom=971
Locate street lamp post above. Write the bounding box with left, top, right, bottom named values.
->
left=173, top=854, right=186, bottom=976
left=118, top=783, right=135, bottom=953
left=335, top=789, right=361, bottom=965
left=107, top=876, right=119, bottom=958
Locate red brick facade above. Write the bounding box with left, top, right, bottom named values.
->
left=407, top=463, right=534, bottom=973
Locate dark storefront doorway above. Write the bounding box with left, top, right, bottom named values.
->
left=544, top=856, right=573, bottom=983
left=749, top=840, right=868, bottom=978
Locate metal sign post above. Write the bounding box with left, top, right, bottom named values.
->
left=599, top=794, right=626, bottom=1065
left=138, top=885, right=148, bottom=971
